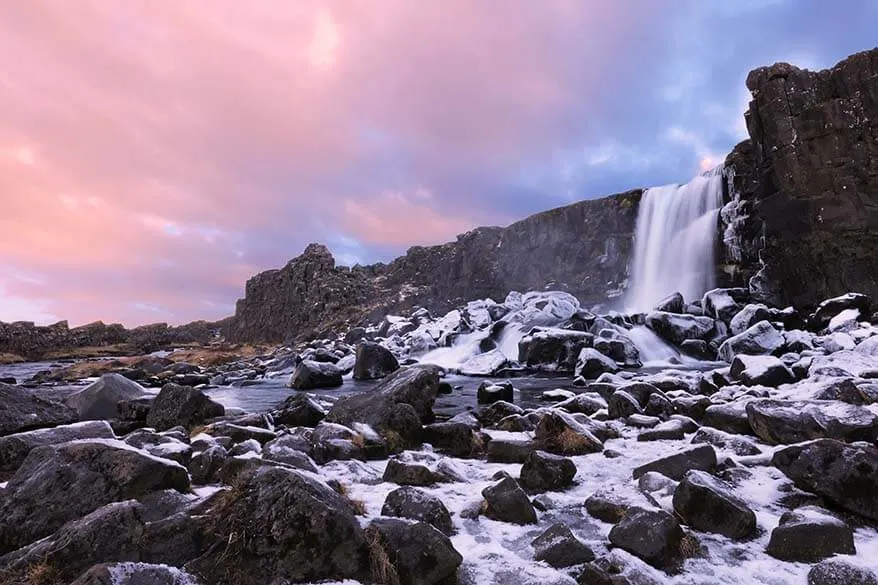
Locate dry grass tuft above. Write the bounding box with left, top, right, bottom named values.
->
left=680, top=533, right=702, bottom=558
left=365, top=527, right=400, bottom=585
left=554, top=428, right=592, bottom=455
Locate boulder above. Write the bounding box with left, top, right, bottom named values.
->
left=729, top=355, right=795, bottom=386
left=607, top=391, right=642, bottom=419
left=0, top=439, right=190, bottom=553
left=556, top=393, right=607, bottom=416
left=729, top=304, right=772, bottom=335
left=772, top=439, right=878, bottom=521
left=690, top=427, right=760, bottom=456
left=766, top=506, right=855, bottom=562
left=632, top=445, right=717, bottom=481
left=584, top=488, right=658, bottom=524
left=353, top=341, right=400, bottom=380
left=482, top=477, right=538, bottom=525
left=702, top=402, right=754, bottom=436
left=383, top=458, right=441, bottom=487
left=288, top=360, right=344, bottom=390
left=460, top=349, right=509, bottom=376
left=808, top=559, right=878, bottom=585
left=271, top=393, right=327, bottom=427
left=607, top=508, right=686, bottom=573
left=188, top=466, right=366, bottom=584
left=717, top=321, right=785, bottom=362
left=746, top=399, right=878, bottom=444
left=519, top=450, right=576, bottom=492
left=381, top=487, right=454, bottom=536
left=702, top=288, right=749, bottom=323
left=579, top=549, right=664, bottom=585
left=531, top=523, right=595, bottom=568
left=0, top=382, right=77, bottom=436
left=189, top=445, right=229, bottom=484
left=576, top=348, right=619, bottom=379
left=672, top=470, right=757, bottom=539
left=0, top=420, right=115, bottom=477
left=326, top=365, right=441, bottom=447
left=145, top=384, right=224, bottom=432
left=71, top=564, right=202, bottom=585
left=486, top=439, right=537, bottom=464
left=518, top=328, right=593, bottom=372
left=477, top=381, right=514, bottom=404
left=365, top=518, right=462, bottom=585
left=645, top=312, right=715, bottom=345
left=65, top=374, right=148, bottom=421
left=478, top=400, right=523, bottom=426
left=534, top=410, right=603, bottom=455
left=654, top=292, right=685, bottom=314
left=809, top=293, right=873, bottom=331
left=422, top=422, right=485, bottom=458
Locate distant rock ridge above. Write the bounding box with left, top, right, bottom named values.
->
left=227, top=191, right=641, bottom=343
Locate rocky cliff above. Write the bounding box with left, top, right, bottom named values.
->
left=227, top=191, right=641, bottom=343
left=722, top=48, right=878, bottom=308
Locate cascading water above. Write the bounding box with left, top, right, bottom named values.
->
left=627, top=167, right=724, bottom=311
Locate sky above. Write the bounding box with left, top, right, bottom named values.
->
left=0, top=0, right=875, bottom=327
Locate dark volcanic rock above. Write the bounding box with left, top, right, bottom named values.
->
left=579, top=550, right=664, bottom=585
left=531, top=523, right=595, bottom=568
left=772, top=439, right=878, bottom=521
left=145, top=383, right=224, bottom=432
left=383, top=458, right=440, bottom=487
left=672, top=470, right=757, bottom=539
left=607, top=508, right=685, bottom=573
left=477, top=381, right=514, bottom=404
left=632, top=445, right=717, bottom=481
left=576, top=348, right=620, bottom=379
left=645, top=312, right=715, bottom=345
left=717, top=321, right=785, bottom=362
left=534, top=410, right=603, bottom=455
left=0, top=439, right=190, bottom=553
left=353, top=341, right=399, bottom=380
left=66, top=374, right=148, bottom=420
left=0, top=420, right=115, bottom=477
left=766, top=506, right=855, bottom=562
left=482, top=476, right=538, bottom=525
left=381, top=486, right=455, bottom=536
left=271, top=393, right=327, bottom=427
left=289, top=360, right=344, bottom=390
left=729, top=355, right=795, bottom=386
left=365, top=518, right=463, bottom=585
left=189, top=466, right=366, bottom=584
left=422, top=422, right=485, bottom=458
left=810, top=293, right=873, bottom=331
left=71, top=564, right=202, bottom=585
left=0, top=382, right=77, bottom=436
left=808, top=559, right=878, bottom=585
left=518, top=328, right=594, bottom=372
left=746, top=399, right=878, bottom=444
left=519, top=450, right=577, bottom=492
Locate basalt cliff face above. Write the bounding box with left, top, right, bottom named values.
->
left=722, top=48, right=878, bottom=307
left=227, top=191, right=641, bottom=343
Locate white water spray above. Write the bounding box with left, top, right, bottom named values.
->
left=627, top=168, right=724, bottom=311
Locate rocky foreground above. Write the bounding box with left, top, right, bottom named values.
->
left=0, top=287, right=877, bottom=584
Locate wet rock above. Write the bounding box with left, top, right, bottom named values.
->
left=632, top=445, right=717, bottom=481
left=519, top=450, right=577, bottom=492
left=772, top=439, right=878, bottom=521
left=729, top=355, right=795, bottom=386
left=494, top=414, right=534, bottom=432
left=478, top=400, right=523, bottom=426
left=680, top=339, right=714, bottom=360
left=557, top=393, right=607, bottom=416
left=0, top=439, right=190, bottom=553
left=672, top=470, right=757, bottom=539
left=288, top=360, right=343, bottom=391
left=577, top=348, right=620, bottom=379
left=585, top=488, right=658, bottom=524
left=383, top=457, right=441, bottom=487
left=518, top=328, right=594, bottom=372
left=637, top=419, right=688, bottom=442
left=0, top=382, right=77, bottom=436
left=534, top=410, right=603, bottom=455
left=808, top=558, right=878, bottom=585
left=206, top=422, right=276, bottom=445
left=746, top=399, right=878, bottom=444
left=578, top=549, right=664, bottom=585
left=188, top=445, right=229, bottom=484
left=381, top=486, right=455, bottom=536
left=645, top=312, right=715, bottom=345
left=486, top=439, right=537, bottom=463
left=482, top=476, right=538, bottom=525
left=531, top=523, right=595, bottom=568
left=729, top=304, right=772, bottom=335
left=262, top=436, right=319, bottom=472
left=460, top=349, right=509, bottom=376
left=690, top=427, right=760, bottom=456
left=702, top=402, right=754, bottom=435
left=124, top=430, right=192, bottom=465
left=607, top=508, right=685, bottom=573
left=766, top=506, right=855, bottom=562
left=353, top=341, right=400, bottom=380
left=271, top=393, right=327, bottom=427
left=809, top=293, right=873, bottom=331
left=71, top=563, right=201, bottom=585
left=654, top=292, right=685, bottom=314
left=145, top=383, right=224, bottom=432
left=423, top=422, right=485, bottom=458
left=477, top=381, right=514, bottom=404
left=65, top=374, right=148, bottom=421
left=189, top=466, right=366, bottom=584
left=717, top=321, right=785, bottom=362
left=702, top=288, right=749, bottom=323
left=365, top=518, right=462, bottom=585
left=0, top=420, right=115, bottom=477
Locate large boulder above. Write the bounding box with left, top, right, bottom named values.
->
left=288, top=360, right=344, bottom=390
left=717, top=321, right=785, bottom=362
left=729, top=355, right=795, bottom=386
left=0, top=382, right=77, bottom=436
left=607, top=508, right=686, bottom=573
left=702, top=288, right=749, bottom=323
left=534, top=410, right=603, bottom=455
left=519, top=450, right=576, bottom=492
left=808, top=559, right=878, bottom=585
left=579, top=549, right=664, bottom=585
left=729, top=303, right=773, bottom=335
left=482, top=477, right=538, bottom=525
left=65, top=374, right=148, bottom=421
left=645, top=312, right=715, bottom=345
left=422, top=422, right=485, bottom=458
left=576, top=348, right=619, bottom=379
left=518, top=328, right=593, bottom=372
left=365, top=518, right=462, bottom=585
left=672, top=470, right=757, bottom=539
left=271, top=393, right=327, bottom=427
left=632, top=445, right=717, bottom=481
left=809, top=293, right=873, bottom=331
left=326, top=365, right=441, bottom=447
left=531, top=523, right=595, bottom=568
left=460, top=349, right=509, bottom=376
left=0, top=439, right=190, bottom=553
left=772, top=439, right=878, bottom=521
left=766, top=506, right=855, bottom=562
left=353, top=341, right=399, bottom=380
left=381, top=487, right=454, bottom=536
left=188, top=466, right=366, bottom=584
left=145, top=383, right=224, bottom=432
left=746, top=399, right=878, bottom=444
left=0, top=420, right=115, bottom=477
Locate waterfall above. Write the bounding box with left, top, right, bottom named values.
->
left=627, top=168, right=724, bottom=311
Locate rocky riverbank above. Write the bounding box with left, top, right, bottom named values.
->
left=1, top=286, right=877, bottom=585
